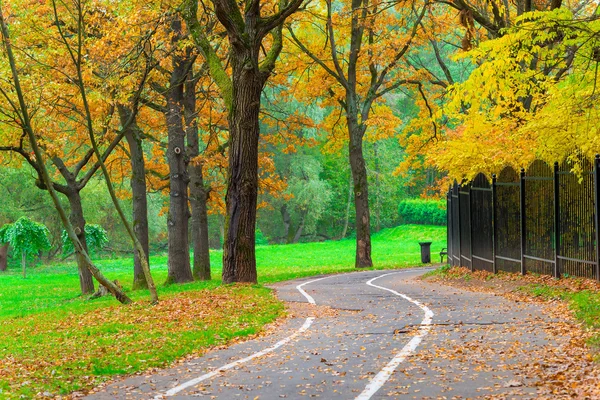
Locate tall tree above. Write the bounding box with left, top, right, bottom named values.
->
left=182, top=0, right=305, bottom=283
left=119, top=106, right=151, bottom=290
left=288, top=0, right=428, bottom=267
left=0, top=0, right=132, bottom=303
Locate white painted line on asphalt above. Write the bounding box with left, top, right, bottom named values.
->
left=356, top=272, right=434, bottom=400
left=296, top=276, right=332, bottom=304
left=156, top=275, right=332, bottom=398
left=156, top=317, right=315, bottom=398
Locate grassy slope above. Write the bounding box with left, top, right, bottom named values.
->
left=0, top=224, right=446, bottom=397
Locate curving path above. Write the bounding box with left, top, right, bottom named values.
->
left=87, top=268, right=566, bottom=399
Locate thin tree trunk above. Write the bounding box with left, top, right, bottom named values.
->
left=348, top=122, right=373, bottom=268
left=219, top=214, right=225, bottom=247
left=184, top=72, right=211, bottom=281
left=67, top=190, right=95, bottom=294
left=281, top=204, right=291, bottom=243
left=120, top=106, right=150, bottom=290
left=21, top=250, right=25, bottom=279
left=340, top=175, right=353, bottom=239
left=292, top=210, right=307, bottom=244
left=222, top=53, right=264, bottom=284
left=165, top=32, right=193, bottom=284
left=0, top=243, right=8, bottom=271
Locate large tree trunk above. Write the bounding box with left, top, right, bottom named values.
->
left=120, top=106, right=150, bottom=290
left=222, top=51, right=264, bottom=284
left=67, top=190, right=95, bottom=293
left=165, top=35, right=193, bottom=284
left=348, top=122, right=373, bottom=268
left=184, top=73, right=211, bottom=281
left=0, top=243, right=7, bottom=271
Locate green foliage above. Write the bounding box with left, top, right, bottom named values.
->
left=398, top=199, right=446, bottom=226
left=0, top=217, right=51, bottom=261
left=61, top=224, right=109, bottom=255
left=255, top=228, right=269, bottom=246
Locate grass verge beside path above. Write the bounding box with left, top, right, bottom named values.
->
left=0, top=224, right=446, bottom=398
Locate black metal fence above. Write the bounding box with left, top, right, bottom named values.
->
left=447, top=156, right=600, bottom=281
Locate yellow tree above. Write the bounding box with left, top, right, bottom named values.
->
left=427, top=9, right=600, bottom=180
left=286, top=0, right=429, bottom=267
left=0, top=0, right=161, bottom=302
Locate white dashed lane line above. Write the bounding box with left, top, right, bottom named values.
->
left=355, top=272, right=434, bottom=400
left=154, top=275, right=334, bottom=398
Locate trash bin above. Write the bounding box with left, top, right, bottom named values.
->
left=419, top=241, right=432, bottom=264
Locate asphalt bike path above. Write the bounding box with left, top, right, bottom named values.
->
left=87, top=268, right=564, bottom=399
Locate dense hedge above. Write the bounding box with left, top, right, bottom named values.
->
left=398, top=199, right=446, bottom=226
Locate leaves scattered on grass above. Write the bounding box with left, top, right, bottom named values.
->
left=0, top=285, right=283, bottom=399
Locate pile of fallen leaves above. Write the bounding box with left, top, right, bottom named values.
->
left=0, top=285, right=283, bottom=399
left=425, top=266, right=600, bottom=398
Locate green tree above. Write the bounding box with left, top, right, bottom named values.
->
left=62, top=224, right=109, bottom=256
left=0, top=217, right=51, bottom=278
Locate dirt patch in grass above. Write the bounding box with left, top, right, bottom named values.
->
left=423, top=267, right=600, bottom=398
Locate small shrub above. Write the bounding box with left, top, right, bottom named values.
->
left=398, top=199, right=446, bottom=226
left=62, top=224, right=109, bottom=255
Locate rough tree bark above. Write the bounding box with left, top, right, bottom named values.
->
left=119, top=106, right=150, bottom=290
left=66, top=190, right=95, bottom=293
left=348, top=120, right=373, bottom=268
left=0, top=243, right=7, bottom=271
left=183, top=0, right=304, bottom=283
left=165, top=22, right=193, bottom=284
left=184, top=72, right=211, bottom=281
left=221, top=51, right=263, bottom=284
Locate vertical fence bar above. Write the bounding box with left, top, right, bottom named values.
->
left=469, top=184, right=474, bottom=272
left=520, top=168, right=527, bottom=276
left=554, top=161, right=561, bottom=279
left=492, top=174, right=497, bottom=274
left=457, top=184, right=462, bottom=268
left=594, top=155, right=600, bottom=281
left=447, top=189, right=452, bottom=265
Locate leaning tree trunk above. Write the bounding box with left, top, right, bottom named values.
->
left=67, top=190, right=95, bottom=293
left=120, top=106, right=150, bottom=290
left=0, top=243, right=7, bottom=271
left=165, top=50, right=193, bottom=284
left=184, top=75, right=211, bottom=281
left=222, top=52, right=264, bottom=285
left=348, top=122, right=373, bottom=268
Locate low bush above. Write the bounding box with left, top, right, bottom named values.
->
left=398, top=199, right=446, bottom=226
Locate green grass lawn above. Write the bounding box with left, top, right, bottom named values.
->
left=0, top=224, right=446, bottom=398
